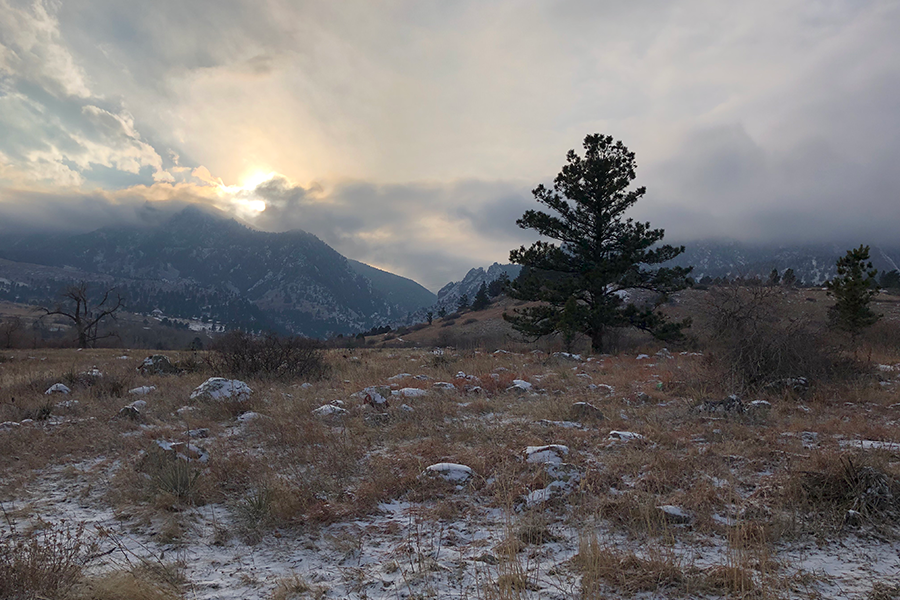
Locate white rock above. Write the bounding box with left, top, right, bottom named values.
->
left=190, top=378, right=252, bottom=402
left=636, top=354, right=650, bottom=360
left=399, top=387, right=427, bottom=397
left=608, top=430, right=644, bottom=442
left=525, top=444, right=569, bottom=464
left=130, top=400, right=147, bottom=410
left=237, top=411, right=261, bottom=423
left=508, top=379, right=532, bottom=392
left=424, top=463, right=474, bottom=483
left=313, top=404, right=347, bottom=417
left=129, top=386, right=157, bottom=395
left=400, top=404, right=414, bottom=413
left=388, top=373, right=412, bottom=381
left=0, top=421, right=22, bottom=431
left=300, top=382, right=313, bottom=389
left=433, top=382, right=457, bottom=390
left=45, top=383, right=71, bottom=395
left=82, top=367, right=103, bottom=377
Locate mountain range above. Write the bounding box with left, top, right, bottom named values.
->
left=1, top=205, right=897, bottom=338
left=0, top=206, right=434, bottom=336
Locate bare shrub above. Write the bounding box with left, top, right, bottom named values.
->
left=703, top=284, right=844, bottom=391
left=208, top=331, right=328, bottom=381
left=0, top=523, right=97, bottom=600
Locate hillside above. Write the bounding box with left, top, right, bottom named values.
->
left=0, top=206, right=418, bottom=337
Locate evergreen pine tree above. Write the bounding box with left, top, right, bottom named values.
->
left=504, top=134, right=692, bottom=352
left=472, top=282, right=490, bottom=310
left=826, top=245, right=881, bottom=333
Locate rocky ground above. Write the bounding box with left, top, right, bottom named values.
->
left=2, top=338, right=900, bottom=599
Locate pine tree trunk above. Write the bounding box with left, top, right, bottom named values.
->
left=590, top=329, right=604, bottom=353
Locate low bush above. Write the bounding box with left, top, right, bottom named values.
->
left=208, top=331, right=328, bottom=381
left=0, top=523, right=97, bottom=600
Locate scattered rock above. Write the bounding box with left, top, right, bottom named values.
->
left=764, top=377, right=809, bottom=393
left=300, top=382, right=313, bottom=389
left=55, top=399, right=79, bottom=410
left=362, top=387, right=390, bottom=409
left=552, top=352, right=581, bottom=361
left=524, top=463, right=582, bottom=506
left=589, top=384, right=615, bottom=396
left=657, top=505, right=693, bottom=525
left=129, top=386, right=157, bottom=395
left=82, top=367, right=103, bottom=378
left=398, top=387, right=427, bottom=398
left=538, top=419, right=582, bottom=429
left=237, top=411, right=261, bottom=424
left=117, top=404, right=142, bottom=420
left=693, top=395, right=744, bottom=415
left=138, top=354, right=180, bottom=375
left=433, top=382, right=457, bottom=390
left=313, top=404, right=348, bottom=418
left=525, top=444, right=569, bottom=464
left=424, top=463, right=474, bottom=483
left=747, top=400, right=772, bottom=417
left=155, top=439, right=208, bottom=462
left=400, top=404, right=414, bottom=413
left=571, top=402, right=604, bottom=422
left=0, top=421, right=21, bottom=431
left=45, top=383, right=71, bottom=395
left=636, top=354, right=650, bottom=360
left=507, top=380, right=533, bottom=392
left=187, top=428, right=210, bottom=438
left=388, top=373, right=412, bottom=381
left=608, top=430, right=644, bottom=442
left=190, top=378, right=252, bottom=402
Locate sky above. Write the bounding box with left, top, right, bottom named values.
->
left=0, top=0, right=898, bottom=291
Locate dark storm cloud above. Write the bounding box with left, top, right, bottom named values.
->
left=1, top=0, right=899, bottom=290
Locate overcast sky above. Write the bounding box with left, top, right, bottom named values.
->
left=1, top=1, right=898, bottom=290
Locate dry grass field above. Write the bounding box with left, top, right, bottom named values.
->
left=2, top=288, right=900, bottom=599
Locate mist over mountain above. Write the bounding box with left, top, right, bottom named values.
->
left=670, top=240, right=900, bottom=285
left=0, top=206, right=420, bottom=336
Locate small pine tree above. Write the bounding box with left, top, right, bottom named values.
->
left=437, top=306, right=447, bottom=318
left=426, top=311, right=434, bottom=325
left=880, top=269, right=900, bottom=292
left=781, top=268, right=797, bottom=288
left=826, top=245, right=881, bottom=333
left=767, top=268, right=780, bottom=286
left=457, top=294, right=469, bottom=312
left=472, top=282, right=490, bottom=311
left=487, top=273, right=511, bottom=297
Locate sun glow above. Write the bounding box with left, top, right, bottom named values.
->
left=241, top=171, right=275, bottom=190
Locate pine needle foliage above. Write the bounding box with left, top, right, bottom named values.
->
left=504, top=134, right=692, bottom=352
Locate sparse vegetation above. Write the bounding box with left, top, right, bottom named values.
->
left=0, top=284, right=898, bottom=598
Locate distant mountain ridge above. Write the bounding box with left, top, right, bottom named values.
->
left=0, top=206, right=428, bottom=336
left=669, top=240, right=900, bottom=284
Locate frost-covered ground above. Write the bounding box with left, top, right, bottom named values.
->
left=3, top=345, right=900, bottom=599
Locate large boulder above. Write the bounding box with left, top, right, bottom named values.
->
left=138, top=355, right=180, bottom=376
left=190, top=378, right=252, bottom=402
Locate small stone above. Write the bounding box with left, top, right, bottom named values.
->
left=398, top=387, right=427, bottom=398
left=313, top=404, right=347, bottom=417
left=507, top=380, right=532, bottom=392
left=657, top=505, right=693, bottom=525
left=129, top=386, right=157, bottom=395
left=424, top=463, right=474, bottom=483
left=190, top=378, right=252, bottom=402
left=571, top=402, right=605, bottom=422
left=525, top=445, right=569, bottom=465
left=45, top=383, right=71, bottom=395
left=138, top=354, right=180, bottom=375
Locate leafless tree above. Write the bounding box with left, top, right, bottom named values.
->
left=43, top=283, right=125, bottom=348
left=0, top=316, right=22, bottom=348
